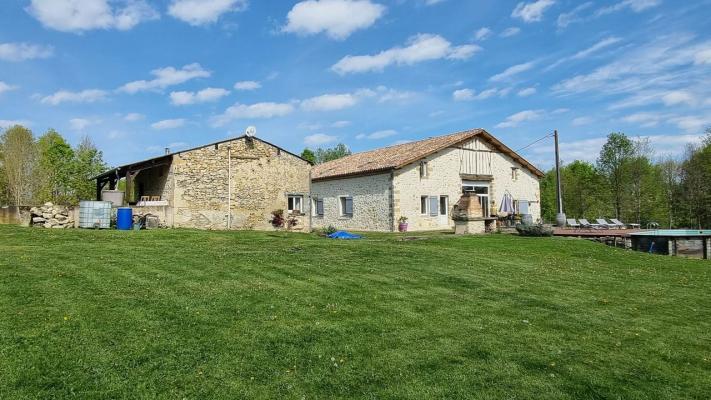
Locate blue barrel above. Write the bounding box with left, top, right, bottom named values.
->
left=116, top=207, right=133, bottom=230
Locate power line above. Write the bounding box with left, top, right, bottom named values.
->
left=515, top=132, right=555, bottom=153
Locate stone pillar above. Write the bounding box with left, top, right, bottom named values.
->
left=668, top=239, right=675, bottom=256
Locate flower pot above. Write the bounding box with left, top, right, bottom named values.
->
left=398, top=223, right=408, bottom=232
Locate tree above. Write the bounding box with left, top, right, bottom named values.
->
left=597, top=132, right=634, bottom=219
left=314, top=143, right=351, bottom=164
left=36, top=129, right=75, bottom=204
left=0, top=125, right=36, bottom=206
left=70, top=136, right=107, bottom=202
left=679, top=130, right=711, bottom=228
left=655, top=158, right=681, bottom=228
left=300, top=148, right=316, bottom=164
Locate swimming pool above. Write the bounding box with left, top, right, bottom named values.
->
left=629, top=230, right=711, bottom=259
left=630, top=230, right=711, bottom=237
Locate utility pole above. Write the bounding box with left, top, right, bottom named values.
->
left=554, top=130, right=566, bottom=227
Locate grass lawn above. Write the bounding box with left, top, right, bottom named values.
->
left=1, top=225, right=710, bottom=399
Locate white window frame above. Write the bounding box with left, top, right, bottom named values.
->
left=439, top=195, right=448, bottom=216
left=312, top=197, right=324, bottom=217
left=339, top=196, right=353, bottom=217
left=462, top=181, right=490, bottom=218
left=420, top=160, right=429, bottom=178
left=287, top=195, right=303, bottom=214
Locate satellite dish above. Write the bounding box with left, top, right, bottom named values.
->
left=245, top=126, right=257, bottom=137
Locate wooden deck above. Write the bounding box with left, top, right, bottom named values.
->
left=553, top=228, right=644, bottom=237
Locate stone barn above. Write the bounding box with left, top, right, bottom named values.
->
left=94, top=135, right=312, bottom=230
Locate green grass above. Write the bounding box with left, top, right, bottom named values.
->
left=1, top=226, right=710, bottom=399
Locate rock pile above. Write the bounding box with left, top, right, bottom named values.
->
left=30, top=202, right=74, bottom=229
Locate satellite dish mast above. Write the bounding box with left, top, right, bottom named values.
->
left=245, top=126, right=257, bottom=137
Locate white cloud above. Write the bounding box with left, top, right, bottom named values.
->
left=620, top=112, right=663, bottom=127
left=490, top=61, right=535, bottom=82
left=27, top=0, right=158, bottom=33
left=233, top=80, right=261, bottom=90
left=304, top=133, right=337, bottom=146
left=124, top=112, right=144, bottom=121
left=500, top=27, right=521, bottom=37
left=151, top=118, right=186, bottom=130
left=552, top=108, right=569, bottom=114
left=331, top=120, right=351, bottom=128
left=596, top=0, right=661, bottom=17
left=556, top=2, right=592, bottom=28
left=119, top=63, right=210, bottom=94
left=332, top=33, right=480, bottom=74
left=474, top=27, right=492, bottom=41
left=211, top=102, right=294, bottom=126
left=695, top=48, right=711, bottom=65
left=518, top=87, right=537, bottom=97
left=301, top=93, right=359, bottom=111
left=147, top=142, right=189, bottom=153
left=168, top=0, right=247, bottom=26
left=670, top=116, right=711, bottom=133
left=571, top=36, right=621, bottom=59
left=0, top=42, right=53, bottom=62
left=283, top=0, right=386, bottom=40
left=571, top=116, right=593, bottom=126
left=69, top=118, right=93, bottom=130
left=40, top=89, right=108, bottom=105
left=495, top=109, right=543, bottom=128
left=0, top=82, right=18, bottom=94
left=511, top=0, right=556, bottom=23
left=453, top=88, right=474, bottom=101
left=552, top=35, right=709, bottom=98
left=169, top=87, right=230, bottom=105
left=661, top=90, right=695, bottom=106
left=453, top=88, right=503, bottom=101
left=375, top=86, right=416, bottom=103
left=0, top=120, right=31, bottom=129
left=356, top=129, right=397, bottom=140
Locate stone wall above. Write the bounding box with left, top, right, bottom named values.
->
left=171, top=137, right=311, bottom=230
left=311, top=172, right=392, bottom=232
left=393, top=148, right=463, bottom=231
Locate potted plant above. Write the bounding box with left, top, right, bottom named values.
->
left=398, top=216, right=408, bottom=232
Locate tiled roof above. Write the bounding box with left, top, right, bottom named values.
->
left=312, top=128, right=543, bottom=180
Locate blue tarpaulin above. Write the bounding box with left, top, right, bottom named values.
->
left=327, top=231, right=362, bottom=240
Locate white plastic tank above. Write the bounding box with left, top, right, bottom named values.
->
left=101, top=190, right=124, bottom=207
left=79, top=201, right=112, bottom=229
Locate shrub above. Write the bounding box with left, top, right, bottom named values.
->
left=515, top=223, right=554, bottom=237
left=270, top=210, right=285, bottom=228
left=324, top=225, right=337, bottom=235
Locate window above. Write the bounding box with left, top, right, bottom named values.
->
left=287, top=195, right=303, bottom=214
left=462, top=182, right=490, bottom=217
left=421, top=195, right=447, bottom=216
left=339, top=196, right=353, bottom=217
left=516, top=199, right=529, bottom=215
left=511, top=167, right=519, bottom=181
left=313, top=198, right=324, bottom=217
left=439, top=196, right=448, bottom=215
left=420, top=160, right=428, bottom=178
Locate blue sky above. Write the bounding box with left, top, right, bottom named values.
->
left=1, top=0, right=710, bottom=169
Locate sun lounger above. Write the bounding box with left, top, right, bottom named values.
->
left=579, top=218, right=601, bottom=229
left=566, top=218, right=580, bottom=229
left=610, top=218, right=639, bottom=228
left=596, top=218, right=616, bottom=229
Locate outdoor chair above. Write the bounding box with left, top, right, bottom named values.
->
left=566, top=218, right=580, bottom=229
left=596, top=218, right=615, bottom=229
left=609, top=218, right=629, bottom=229
left=579, top=219, right=601, bottom=229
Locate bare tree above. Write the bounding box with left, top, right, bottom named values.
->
left=0, top=125, right=36, bottom=206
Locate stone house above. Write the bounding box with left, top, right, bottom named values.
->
left=94, top=135, right=312, bottom=230
left=310, top=129, right=543, bottom=232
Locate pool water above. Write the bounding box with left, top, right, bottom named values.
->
left=631, top=230, right=711, bottom=236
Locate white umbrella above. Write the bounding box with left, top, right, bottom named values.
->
left=498, top=193, right=515, bottom=215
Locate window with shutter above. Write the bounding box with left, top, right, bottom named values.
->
left=340, top=196, right=353, bottom=217
left=316, top=199, right=324, bottom=216
left=439, top=196, right=448, bottom=215
left=429, top=196, right=438, bottom=217
left=420, top=196, right=428, bottom=214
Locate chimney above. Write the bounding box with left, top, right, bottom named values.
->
left=164, top=147, right=170, bottom=155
